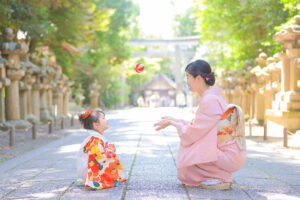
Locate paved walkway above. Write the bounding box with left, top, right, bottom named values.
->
left=0, top=108, right=299, bottom=200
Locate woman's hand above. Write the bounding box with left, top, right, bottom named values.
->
left=154, top=116, right=178, bottom=131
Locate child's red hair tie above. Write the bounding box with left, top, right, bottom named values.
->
left=82, top=109, right=92, bottom=119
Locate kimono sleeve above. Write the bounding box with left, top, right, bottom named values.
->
left=77, top=146, right=88, bottom=180
left=175, top=94, right=223, bottom=147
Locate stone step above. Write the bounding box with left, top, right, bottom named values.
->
left=280, top=101, right=300, bottom=111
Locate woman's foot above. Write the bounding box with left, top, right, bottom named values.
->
left=200, top=179, right=232, bottom=190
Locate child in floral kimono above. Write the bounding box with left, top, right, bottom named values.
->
left=154, top=60, right=246, bottom=190
left=77, top=109, right=126, bottom=190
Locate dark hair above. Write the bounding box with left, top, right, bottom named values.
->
left=185, top=59, right=215, bottom=86
left=78, top=109, right=105, bottom=130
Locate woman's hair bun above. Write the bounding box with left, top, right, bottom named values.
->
left=204, top=72, right=215, bottom=86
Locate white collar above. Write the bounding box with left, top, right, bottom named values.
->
left=86, top=129, right=106, bottom=141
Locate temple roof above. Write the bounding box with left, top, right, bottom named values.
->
left=137, top=72, right=176, bottom=91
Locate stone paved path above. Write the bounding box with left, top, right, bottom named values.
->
left=0, top=108, right=299, bottom=200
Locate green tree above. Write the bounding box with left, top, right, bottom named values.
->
left=0, top=0, right=139, bottom=108
left=193, top=0, right=296, bottom=69
left=280, top=0, right=300, bottom=15
left=173, top=8, right=198, bottom=37
left=76, top=0, right=139, bottom=108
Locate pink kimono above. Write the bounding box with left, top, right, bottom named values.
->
left=176, top=87, right=246, bottom=186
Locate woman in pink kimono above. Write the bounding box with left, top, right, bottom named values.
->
left=154, top=60, right=246, bottom=190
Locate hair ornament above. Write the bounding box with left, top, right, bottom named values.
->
left=82, top=109, right=92, bottom=119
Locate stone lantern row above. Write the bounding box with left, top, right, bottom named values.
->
left=0, top=28, right=73, bottom=129
left=218, top=15, right=300, bottom=132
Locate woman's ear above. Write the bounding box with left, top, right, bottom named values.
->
left=196, top=75, right=203, bottom=82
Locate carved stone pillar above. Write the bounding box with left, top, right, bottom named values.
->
left=32, top=76, right=42, bottom=121
left=6, top=69, right=25, bottom=120
left=19, top=81, right=30, bottom=120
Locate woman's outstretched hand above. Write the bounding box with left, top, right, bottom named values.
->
left=154, top=116, right=178, bottom=131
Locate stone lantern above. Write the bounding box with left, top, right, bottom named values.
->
left=39, top=57, right=53, bottom=123
left=89, top=80, right=101, bottom=108
left=249, top=53, right=268, bottom=124
left=0, top=51, right=11, bottom=122
left=62, top=76, right=73, bottom=115
left=266, top=15, right=300, bottom=132
left=28, top=54, right=42, bottom=122
left=52, top=65, right=64, bottom=118
left=0, top=28, right=31, bottom=129
left=75, top=84, right=85, bottom=107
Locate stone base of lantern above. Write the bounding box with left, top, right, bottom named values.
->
left=266, top=91, right=300, bottom=132
left=266, top=110, right=300, bottom=133
left=27, top=114, right=39, bottom=124
left=40, top=109, right=53, bottom=123
left=0, top=120, right=32, bottom=131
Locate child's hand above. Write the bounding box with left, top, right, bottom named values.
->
left=108, top=144, right=116, bottom=152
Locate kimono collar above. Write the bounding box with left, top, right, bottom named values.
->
left=86, top=129, right=105, bottom=141
left=202, top=87, right=222, bottom=97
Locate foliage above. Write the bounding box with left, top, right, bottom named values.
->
left=79, top=0, right=139, bottom=108
left=0, top=0, right=139, bottom=108
left=173, top=8, right=198, bottom=37
left=193, top=0, right=297, bottom=69
left=280, top=0, right=300, bottom=15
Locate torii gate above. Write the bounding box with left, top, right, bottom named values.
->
left=127, top=36, right=201, bottom=95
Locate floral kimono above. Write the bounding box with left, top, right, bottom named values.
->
left=77, top=130, right=126, bottom=190
left=176, top=87, right=246, bottom=186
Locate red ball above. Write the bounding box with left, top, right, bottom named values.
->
left=135, top=63, right=144, bottom=73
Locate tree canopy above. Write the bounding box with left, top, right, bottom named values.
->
left=0, top=0, right=139, bottom=108
left=192, top=0, right=299, bottom=69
